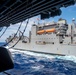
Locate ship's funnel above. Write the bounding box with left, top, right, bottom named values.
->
left=0, top=47, right=14, bottom=72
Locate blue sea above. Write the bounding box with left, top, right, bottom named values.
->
left=0, top=42, right=76, bottom=75
left=0, top=42, right=7, bottom=46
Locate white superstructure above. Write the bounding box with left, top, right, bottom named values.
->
left=6, top=19, right=76, bottom=56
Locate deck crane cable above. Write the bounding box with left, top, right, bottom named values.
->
left=1, top=0, right=29, bottom=47
left=0, top=14, right=9, bottom=38
left=1, top=22, right=22, bottom=47
left=8, top=0, right=30, bottom=49
left=8, top=19, right=29, bottom=49
left=0, top=27, right=8, bottom=38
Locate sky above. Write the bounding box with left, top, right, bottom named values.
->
left=0, top=4, right=76, bottom=42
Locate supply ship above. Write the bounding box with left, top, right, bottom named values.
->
left=6, top=18, right=76, bottom=56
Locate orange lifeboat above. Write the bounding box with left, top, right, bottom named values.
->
left=37, top=30, right=45, bottom=34
left=45, top=28, right=55, bottom=33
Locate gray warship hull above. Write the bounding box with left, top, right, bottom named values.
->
left=7, top=19, right=76, bottom=56
left=8, top=41, right=76, bottom=56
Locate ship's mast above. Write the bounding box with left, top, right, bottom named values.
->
left=71, top=18, right=75, bottom=44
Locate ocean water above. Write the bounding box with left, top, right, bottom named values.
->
left=0, top=43, right=76, bottom=75
left=0, top=42, right=6, bottom=46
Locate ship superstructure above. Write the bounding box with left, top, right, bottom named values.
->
left=6, top=19, right=76, bottom=56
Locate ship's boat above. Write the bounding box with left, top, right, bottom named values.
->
left=45, top=28, right=56, bottom=33
left=37, top=30, right=45, bottom=34
left=37, top=28, right=56, bottom=34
